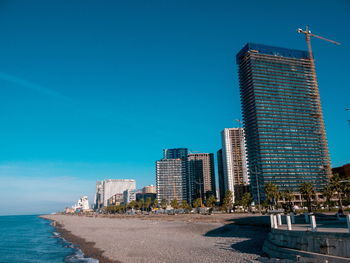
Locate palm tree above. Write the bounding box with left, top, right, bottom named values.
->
left=170, top=199, right=179, bottom=209
left=193, top=198, right=202, bottom=213
left=322, top=184, right=334, bottom=211
left=128, top=200, right=137, bottom=210
left=222, top=190, right=233, bottom=213
left=330, top=174, right=345, bottom=213
left=206, top=195, right=217, bottom=208
left=152, top=198, right=159, bottom=209
left=282, top=189, right=294, bottom=212
left=160, top=199, right=168, bottom=209
left=145, top=197, right=152, bottom=212
left=181, top=200, right=191, bottom=212
left=264, top=182, right=279, bottom=209
left=137, top=199, right=144, bottom=211
left=299, top=182, right=315, bottom=212
left=241, top=192, right=253, bottom=212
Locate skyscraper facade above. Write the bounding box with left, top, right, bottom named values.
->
left=217, top=149, right=225, bottom=203
left=156, top=158, right=186, bottom=202
left=163, top=148, right=189, bottom=201
left=221, top=128, right=249, bottom=203
left=163, top=148, right=188, bottom=159
left=236, top=43, right=331, bottom=201
left=187, top=153, right=216, bottom=203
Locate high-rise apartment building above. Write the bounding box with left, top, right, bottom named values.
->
left=162, top=148, right=189, bottom=201
left=220, top=128, right=249, bottom=202
left=236, top=43, right=331, bottom=201
left=156, top=158, right=186, bottom=202
left=187, top=153, right=216, bottom=203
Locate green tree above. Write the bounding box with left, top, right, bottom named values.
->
left=145, top=197, right=152, bottom=212
left=282, top=189, right=294, bottom=212
left=206, top=195, right=217, bottom=208
left=170, top=199, right=180, bottom=209
left=181, top=200, right=191, bottom=211
left=128, top=200, right=137, bottom=210
left=241, top=192, right=253, bottom=212
left=299, top=182, right=315, bottom=212
left=152, top=198, right=159, bottom=209
left=137, top=199, right=144, bottom=211
left=222, top=190, right=233, bottom=213
left=322, top=184, right=334, bottom=211
left=264, top=182, right=280, bottom=209
left=329, top=174, right=347, bottom=213
left=193, top=198, right=203, bottom=213
left=160, top=199, right=168, bottom=209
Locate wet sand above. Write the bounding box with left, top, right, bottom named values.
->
left=42, top=214, right=269, bottom=263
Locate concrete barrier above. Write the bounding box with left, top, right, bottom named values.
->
left=263, top=228, right=350, bottom=262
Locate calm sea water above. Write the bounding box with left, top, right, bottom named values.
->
left=0, top=215, right=98, bottom=263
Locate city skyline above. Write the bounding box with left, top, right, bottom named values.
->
left=1, top=0, right=349, bottom=215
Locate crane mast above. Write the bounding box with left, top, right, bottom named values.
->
left=297, top=26, right=341, bottom=179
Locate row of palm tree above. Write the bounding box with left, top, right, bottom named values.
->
left=263, top=174, right=350, bottom=213
left=105, top=195, right=219, bottom=214
left=105, top=175, right=349, bottom=214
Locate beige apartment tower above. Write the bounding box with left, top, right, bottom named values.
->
left=221, top=128, right=248, bottom=203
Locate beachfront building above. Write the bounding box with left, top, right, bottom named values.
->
left=236, top=43, right=331, bottom=202
left=123, top=189, right=137, bottom=204
left=161, top=148, right=189, bottom=202
left=187, top=153, right=216, bottom=203
left=156, top=158, right=186, bottom=203
left=94, top=179, right=136, bottom=209
left=142, top=185, right=157, bottom=194
left=71, top=196, right=91, bottom=212
left=220, top=128, right=249, bottom=203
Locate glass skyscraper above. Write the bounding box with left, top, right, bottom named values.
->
left=236, top=43, right=331, bottom=201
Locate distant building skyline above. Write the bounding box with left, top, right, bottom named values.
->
left=237, top=43, right=331, bottom=201
left=95, top=179, right=136, bottom=209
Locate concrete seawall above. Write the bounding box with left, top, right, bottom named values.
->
left=263, top=228, right=350, bottom=262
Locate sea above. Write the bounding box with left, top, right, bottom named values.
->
left=0, top=215, right=98, bottom=263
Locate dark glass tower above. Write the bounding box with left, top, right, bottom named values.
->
left=188, top=153, right=216, bottom=203
left=236, top=43, right=331, bottom=201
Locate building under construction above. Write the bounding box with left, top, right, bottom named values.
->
left=237, top=43, right=331, bottom=201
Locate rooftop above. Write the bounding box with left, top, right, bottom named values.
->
left=236, top=43, right=310, bottom=62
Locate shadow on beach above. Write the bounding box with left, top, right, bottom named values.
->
left=204, top=215, right=270, bottom=255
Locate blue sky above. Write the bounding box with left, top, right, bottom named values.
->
left=0, top=0, right=349, bottom=215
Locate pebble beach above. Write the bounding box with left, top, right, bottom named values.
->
left=42, top=214, right=270, bottom=263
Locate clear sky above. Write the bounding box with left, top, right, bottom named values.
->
left=0, top=0, right=349, bottom=215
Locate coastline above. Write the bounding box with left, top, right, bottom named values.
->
left=41, top=215, right=120, bottom=263
left=41, top=214, right=269, bottom=263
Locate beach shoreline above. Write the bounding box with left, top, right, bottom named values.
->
left=41, top=214, right=269, bottom=263
left=41, top=216, right=120, bottom=263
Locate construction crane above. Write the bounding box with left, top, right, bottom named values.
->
left=297, top=26, right=340, bottom=59
left=297, top=26, right=340, bottom=179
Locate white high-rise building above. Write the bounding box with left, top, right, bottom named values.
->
left=94, top=179, right=136, bottom=209
left=221, top=128, right=248, bottom=203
